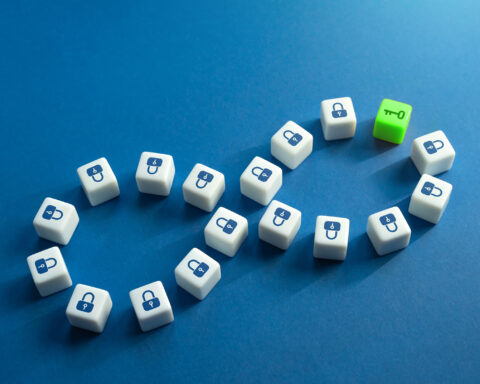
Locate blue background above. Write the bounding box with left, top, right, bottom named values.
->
left=1, top=1, right=479, bottom=383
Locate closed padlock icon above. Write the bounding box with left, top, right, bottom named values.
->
left=331, top=103, right=347, bottom=118
left=423, top=140, right=444, bottom=154
left=324, top=221, right=341, bottom=240
left=216, top=217, right=237, bottom=234
left=146, top=157, right=163, bottom=175
left=283, top=130, right=303, bottom=146
left=142, top=290, right=160, bottom=311
left=379, top=213, right=398, bottom=233
left=87, top=165, right=104, bottom=182
left=421, top=181, right=442, bottom=197
left=35, top=257, right=57, bottom=274
left=188, top=259, right=210, bottom=277
left=76, top=292, right=95, bottom=313
left=273, top=207, right=291, bottom=226
left=42, top=205, right=63, bottom=221
left=252, top=166, right=272, bottom=182
left=196, top=170, right=214, bottom=189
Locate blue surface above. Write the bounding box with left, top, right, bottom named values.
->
left=1, top=1, right=480, bottom=383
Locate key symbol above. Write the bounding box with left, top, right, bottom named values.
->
left=384, top=109, right=405, bottom=119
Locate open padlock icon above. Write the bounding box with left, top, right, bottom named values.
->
left=283, top=130, right=303, bottom=146
left=423, top=140, right=444, bottom=154
left=331, top=103, right=347, bottom=118
left=273, top=207, right=291, bottom=226
left=324, top=221, right=341, bottom=240
left=146, top=157, right=163, bottom=175
left=379, top=213, right=398, bottom=233
left=76, top=292, right=95, bottom=313
left=87, top=164, right=104, bottom=182
left=34, top=257, right=57, bottom=274
left=252, top=166, right=272, bottom=182
left=42, top=205, right=63, bottom=221
left=421, top=181, right=442, bottom=197
left=196, top=170, right=214, bottom=189
left=216, top=217, right=237, bottom=234
left=142, top=290, right=160, bottom=311
left=188, top=259, right=209, bottom=277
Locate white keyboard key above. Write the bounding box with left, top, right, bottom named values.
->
left=33, top=197, right=79, bottom=245
left=66, top=284, right=112, bottom=333
left=182, top=163, right=225, bottom=212
left=367, top=207, right=411, bottom=256
left=129, top=281, right=174, bottom=332
left=408, top=174, right=452, bottom=224
left=135, top=152, right=175, bottom=196
left=410, top=130, right=455, bottom=175
left=314, top=215, right=350, bottom=261
left=204, top=207, right=248, bottom=257
left=175, top=248, right=221, bottom=300
left=271, top=121, right=313, bottom=170
left=77, top=157, right=120, bottom=206
left=320, top=97, right=357, bottom=140
left=240, top=156, right=282, bottom=206
left=27, top=247, right=72, bottom=297
left=258, top=200, right=301, bottom=250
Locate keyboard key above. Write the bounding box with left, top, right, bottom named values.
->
left=175, top=248, right=221, bottom=300
left=33, top=197, right=79, bottom=245
left=373, top=99, right=412, bottom=144
left=314, top=215, right=350, bottom=261
left=27, top=246, right=72, bottom=297
left=240, top=156, right=282, bottom=206
left=258, top=200, right=301, bottom=250
left=135, top=152, right=175, bottom=196
left=129, top=281, right=174, bottom=332
left=271, top=121, right=313, bottom=169
left=410, top=130, right=455, bottom=175
left=77, top=157, right=120, bottom=206
left=204, top=207, right=248, bottom=257
left=320, top=97, right=357, bottom=140
left=367, top=207, right=411, bottom=256
left=182, top=163, right=225, bottom=212
left=66, top=284, right=112, bottom=333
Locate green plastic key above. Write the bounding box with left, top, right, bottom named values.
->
left=373, top=99, right=412, bottom=144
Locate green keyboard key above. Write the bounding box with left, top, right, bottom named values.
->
left=373, top=99, right=412, bottom=144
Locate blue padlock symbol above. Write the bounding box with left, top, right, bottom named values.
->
left=35, top=257, right=57, bottom=274
left=273, top=207, right=291, bottom=226
left=252, top=166, right=272, bottom=182
left=42, top=205, right=63, bottom=221
left=188, top=259, right=209, bottom=277
left=196, top=170, right=214, bottom=189
left=324, top=221, right=341, bottom=240
left=87, top=165, right=104, bottom=182
left=421, top=181, right=442, bottom=197
left=76, top=292, right=95, bottom=313
left=146, top=157, right=163, bottom=175
left=216, top=217, right=237, bottom=234
left=423, top=140, right=444, bottom=154
left=331, top=103, right=347, bottom=118
left=283, top=130, right=303, bottom=146
left=379, top=213, right=398, bottom=233
left=142, top=290, right=160, bottom=311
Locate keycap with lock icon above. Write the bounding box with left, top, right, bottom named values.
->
left=314, top=215, right=350, bottom=261
left=135, top=152, right=175, bottom=196
left=320, top=97, right=357, bottom=141
left=271, top=121, right=313, bottom=170
left=182, top=163, right=225, bottom=212
left=410, top=130, right=456, bottom=175
left=77, top=157, right=120, bottom=206
left=240, top=156, right=282, bottom=206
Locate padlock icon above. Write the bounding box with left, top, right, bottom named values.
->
left=324, top=221, right=341, bottom=240
left=423, top=140, right=444, bottom=154
left=216, top=217, right=237, bottom=234
left=331, top=103, right=347, bottom=118
left=196, top=170, right=214, bottom=189
left=273, top=207, right=291, bottom=226
left=252, top=167, right=272, bottom=182
left=421, top=181, right=442, bottom=197
left=76, top=292, right=95, bottom=313
left=146, top=157, right=163, bottom=175
left=87, top=164, right=104, bottom=182
left=283, top=130, right=303, bottom=146
left=379, top=213, right=398, bottom=233
left=42, top=205, right=63, bottom=221
left=34, top=257, right=57, bottom=274
left=188, top=259, right=210, bottom=277
left=142, top=290, right=160, bottom=311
